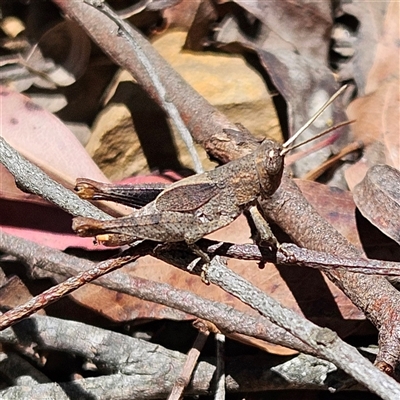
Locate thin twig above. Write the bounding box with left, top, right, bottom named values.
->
left=168, top=321, right=210, bottom=400
left=199, top=240, right=400, bottom=279
left=0, top=231, right=316, bottom=355
left=0, top=251, right=138, bottom=330
left=260, top=174, right=400, bottom=371
left=214, top=333, right=226, bottom=400
left=51, top=0, right=257, bottom=163
left=0, top=316, right=370, bottom=397
left=1, top=232, right=398, bottom=396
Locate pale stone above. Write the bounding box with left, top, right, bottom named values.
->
left=87, top=31, right=280, bottom=180
left=153, top=31, right=280, bottom=140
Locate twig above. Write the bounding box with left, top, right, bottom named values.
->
left=260, top=174, right=400, bottom=371
left=1, top=223, right=398, bottom=397
left=275, top=243, right=400, bottom=279
left=0, top=250, right=138, bottom=330
left=51, top=0, right=258, bottom=163
left=302, top=140, right=363, bottom=181
left=0, top=136, right=110, bottom=220
left=183, top=240, right=400, bottom=278
left=214, top=333, right=226, bottom=400
left=168, top=320, right=210, bottom=400
left=0, top=231, right=315, bottom=355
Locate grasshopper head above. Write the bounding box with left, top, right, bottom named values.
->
left=255, top=139, right=284, bottom=197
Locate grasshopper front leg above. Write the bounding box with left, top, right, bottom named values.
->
left=248, top=205, right=279, bottom=250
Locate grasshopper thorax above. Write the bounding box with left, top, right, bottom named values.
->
left=255, top=139, right=284, bottom=197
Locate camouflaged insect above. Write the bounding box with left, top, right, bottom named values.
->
left=72, top=139, right=283, bottom=246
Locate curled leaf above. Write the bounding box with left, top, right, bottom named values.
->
left=353, top=164, right=400, bottom=245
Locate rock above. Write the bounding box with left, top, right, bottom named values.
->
left=86, top=31, right=280, bottom=180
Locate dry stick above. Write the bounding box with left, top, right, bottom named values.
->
left=302, top=140, right=363, bottom=181
left=51, top=0, right=259, bottom=163
left=205, top=257, right=400, bottom=400
left=4, top=228, right=400, bottom=323
left=86, top=1, right=203, bottom=173
left=202, top=240, right=400, bottom=278
left=0, top=252, right=138, bottom=330
left=0, top=316, right=369, bottom=396
left=0, top=137, right=110, bottom=221
left=260, top=175, right=400, bottom=372
left=168, top=322, right=210, bottom=400
left=274, top=243, right=400, bottom=278
left=214, top=333, right=226, bottom=400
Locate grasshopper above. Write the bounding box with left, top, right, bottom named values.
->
left=72, top=138, right=283, bottom=247
left=73, top=87, right=348, bottom=252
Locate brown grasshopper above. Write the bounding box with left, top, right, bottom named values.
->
left=72, top=138, right=283, bottom=247
left=73, top=88, right=348, bottom=252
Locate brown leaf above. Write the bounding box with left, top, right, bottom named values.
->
left=353, top=164, right=400, bottom=246
left=33, top=20, right=92, bottom=88
left=0, top=275, right=46, bottom=315
left=162, top=0, right=204, bottom=32
left=346, top=0, right=400, bottom=186
left=0, top=87, right=108, bottom=189
left=296, top=179, right=362, bottom=249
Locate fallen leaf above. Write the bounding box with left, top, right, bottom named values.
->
left=0, top=87, right=108, bottom=188
left=353, top=164, right=400, bottom=246
left=346, top=0, right=400, bottom=186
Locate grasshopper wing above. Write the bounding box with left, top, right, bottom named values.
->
left=155, top=182, right=219, bottom=212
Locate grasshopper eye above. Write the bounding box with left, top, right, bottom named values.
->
left=265, top=146, right=283, bottom=175
left=255, top=140, right=284, bottom=197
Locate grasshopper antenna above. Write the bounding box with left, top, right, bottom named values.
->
left=281, top=120, right=355, bottom=156
left=281, top=85, right=348, bottom=152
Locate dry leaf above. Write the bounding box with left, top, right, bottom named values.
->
left=346, top=0, right=400, bottom=186
left=353, top=164, right=400, bottom=246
